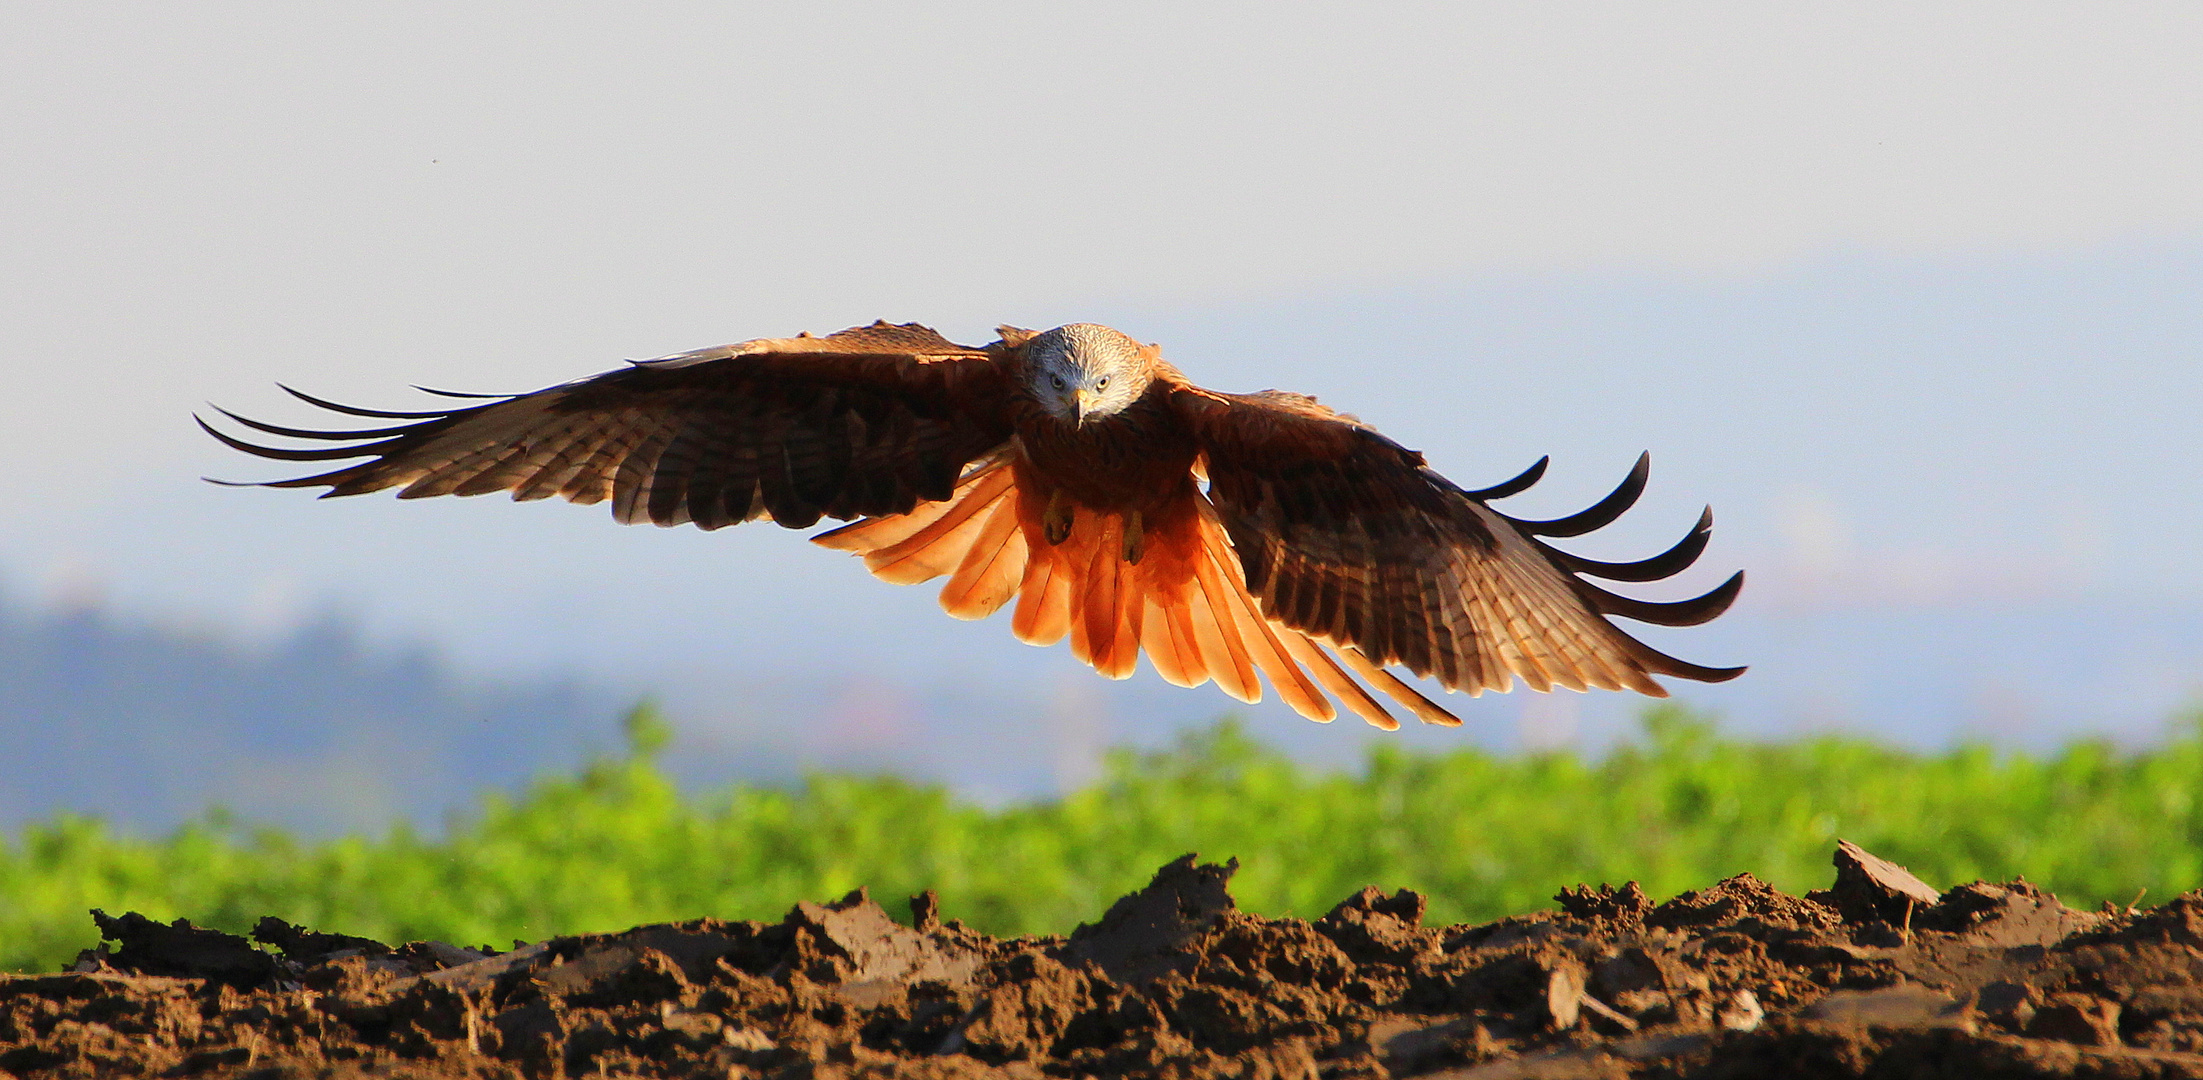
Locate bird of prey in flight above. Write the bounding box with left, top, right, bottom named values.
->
left=204, top=321, right=1742, bottom=730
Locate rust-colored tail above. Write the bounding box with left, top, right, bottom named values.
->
left=813, top=459, right=1462, bottom=730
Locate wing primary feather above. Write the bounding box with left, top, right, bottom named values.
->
left=1577, top=570, right=1744, bottom=627
left=194, top=417, right=401, bottom=462
left=289, top=465, right=385, bottom=492
left=225, top=463, right=366, bottom=490
left=279, top=384, right=468, bottom=419
left=1617, top=633, right=1749, bottom=683
left=409, top=385, right=509, bottom=399
left=1505, top=452, right=1650, bottom=538
left=206, top=406, right=426, bottom=442
left=1539, top=507, right=1713, bottom=582
left=1459, top=456, right=1550, bottom=500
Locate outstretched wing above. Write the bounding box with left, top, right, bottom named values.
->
left=1173, top=387, right=1743, bottom=696
left=200, top=322, right=1017, bottom=530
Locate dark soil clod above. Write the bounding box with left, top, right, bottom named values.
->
left=82, top=909, right=278, bottom=988
left=1824, top=838, right=1943, bottom=928
left=9, top=842, right=2203, bottom=1078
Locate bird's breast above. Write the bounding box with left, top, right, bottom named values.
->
left=1012, top=411, right=1200, bottom=512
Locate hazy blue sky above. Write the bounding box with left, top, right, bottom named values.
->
left=4, top=4, right=2202, bottom=784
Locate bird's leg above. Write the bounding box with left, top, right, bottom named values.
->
left=1122, top=509, right=1146, bottom=565
left=1043, top=490, right=1074, bottom=545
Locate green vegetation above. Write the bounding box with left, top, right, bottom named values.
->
left=6, top=704, right=2202, bottom=974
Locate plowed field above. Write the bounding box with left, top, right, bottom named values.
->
left=6, top=843, right=2203, bottom=1078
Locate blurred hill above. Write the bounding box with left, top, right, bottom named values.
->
left=7, top=566, right=2202, bottom=839
left=0, top=588, right=629, bottom=834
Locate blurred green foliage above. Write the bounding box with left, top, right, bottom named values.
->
left=5, top=703, right=2201, bottom=974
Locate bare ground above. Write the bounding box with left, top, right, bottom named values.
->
left=6, top=842, right=2203, bottom=1078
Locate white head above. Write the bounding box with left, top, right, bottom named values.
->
left=1024, top=323, right=1152, bottom=425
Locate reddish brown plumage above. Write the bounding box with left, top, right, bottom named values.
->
left=205, top=319, right=1744, bottom=730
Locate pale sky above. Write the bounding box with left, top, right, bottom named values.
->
left=6, top=4, right=2201, bottom=493
left=4, top=3, right=2202, bottom=762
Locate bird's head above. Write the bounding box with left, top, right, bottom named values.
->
left=1023, top=323, right=1154, bottom=426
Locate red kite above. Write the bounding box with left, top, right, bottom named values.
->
left=204, top=321, right=1742, bottom=729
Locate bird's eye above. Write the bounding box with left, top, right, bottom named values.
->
left=1096, top=376, right=1110, bottom=390
left=1051, top=375, right=1066, bottom=391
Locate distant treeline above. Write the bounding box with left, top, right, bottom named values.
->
left=0, top=593, right=622, bottom=834
left=5, top=706, right=2201, bottom=973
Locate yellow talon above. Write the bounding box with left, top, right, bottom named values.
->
left=1043, top=492, right=1074, bottom=545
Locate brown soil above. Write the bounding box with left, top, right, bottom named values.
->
left=7, top=843, right=2203, bottom=1079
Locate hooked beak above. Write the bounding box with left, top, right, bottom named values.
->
left=1072, top=388, right=1099, bottom=426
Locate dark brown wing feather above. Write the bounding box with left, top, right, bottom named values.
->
left=1173, top=386, right=1743, bottom=696
left=202, top=322, right=1017, bottom=530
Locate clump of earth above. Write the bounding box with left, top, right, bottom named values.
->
left=6, top=842, right=2203, bottom=1078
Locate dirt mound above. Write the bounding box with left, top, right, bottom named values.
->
left=7, top=844, right=2203, bottom=1078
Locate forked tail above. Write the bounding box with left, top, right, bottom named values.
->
left=813, top=457, right=1460, bottom=730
